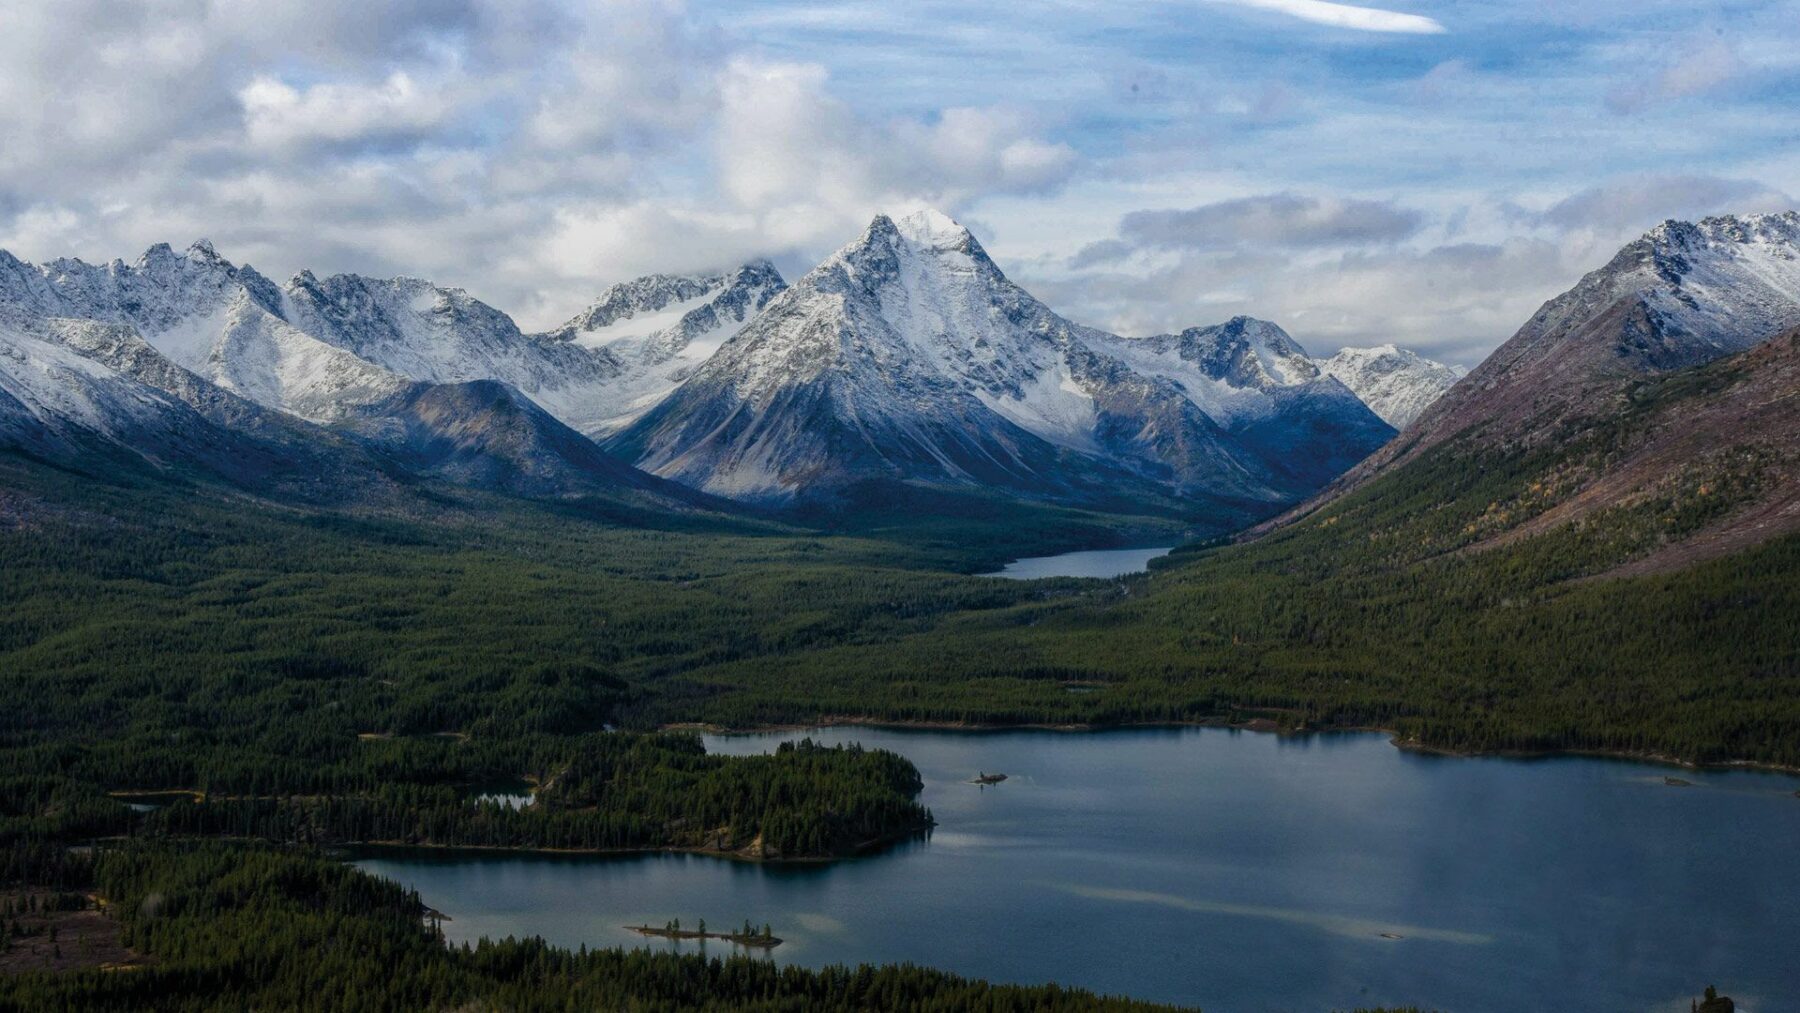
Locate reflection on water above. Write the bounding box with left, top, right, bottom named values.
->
left=357, top=725, right=1800, bottom=1012
left=1050, top=883, right=1494, bottom=945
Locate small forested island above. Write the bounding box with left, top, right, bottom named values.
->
left=0, top=728, right=931, bottom=863
left=970, top=772, right=1008, bottom=784
left=627, top=918, right=782, bottom=948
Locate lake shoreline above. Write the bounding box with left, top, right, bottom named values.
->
left=344, top=822, right=933, bottom=865
left=978, top=544, right=1177, bottom=580
left=675, top=716, right=1800, bottom=777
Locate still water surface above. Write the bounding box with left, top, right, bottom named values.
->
left=983, top=545, right=1173, bottom=579
left=356, top=726, right=1800, bottom=1011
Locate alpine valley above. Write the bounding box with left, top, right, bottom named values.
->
left=2, top=210, right=1797, bottom=1013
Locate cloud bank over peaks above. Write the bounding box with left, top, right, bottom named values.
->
left=0, top=0, right=1081, bottom=332
left=1028, top=175, right=1796, bottom=368
left=1072, top=193, right=1425, bottom=267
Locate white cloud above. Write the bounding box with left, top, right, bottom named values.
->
left=907, top=108, right=1077, bottom=194
left=1009, top=171, right=1794, bottom=367
left=536, top=202, right=766, bottom=299
left=711, top=58, right=1076, bottom=251
left=1210, top=0, right=1446, bottom=35
left=240, top=73, right=454, bottom=151
left=1038, top=234, right=1573, bottom=365
left=519, top=0, right=720, bottom=152
left=716, top=60, right=873, bottom=215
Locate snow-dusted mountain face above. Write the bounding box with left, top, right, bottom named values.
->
left=0, top=242, right=410, bottom=421
left=608, top=210, right=1393, bottom=510
left=1565, top=213, right=1800, bottom=368
left=537, top=262, right=785, bottom=434
left=1315, top=345, right=1465, bottom=428
left=1088, top=316, right=1395, bottom=492
left=1097, top=316, right=1320, bottom=425
left=1417, top=212, right=1800, bottom=449
left=0, top=241, right=786, bottom=440
left=0, top=314, right=409, bottom=502
left=271, top=259, right=782, bottom=437
left=1292, top=211, right=1800, bottom=513
left=0, top=321, right=216, bottom=465
left=0, top=244, right=760, bottom=507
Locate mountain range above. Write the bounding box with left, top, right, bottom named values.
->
left=0, top=210, right=1461, bottom=526
left=608, top=211, right=1399, bottom=514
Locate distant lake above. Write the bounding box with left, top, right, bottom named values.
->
left=983, top=545, right=1173, bottom=579
left=356, top=726, right=1800, bottom=1012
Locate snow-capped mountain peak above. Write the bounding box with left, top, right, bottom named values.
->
left=1087, top=316, right=1332, bottom=432
left=607, top=210, right=1393, bottom=508
left=186, top=239, right=225, bottom=265
left=1328, top=210, right=1800, bottom=495
left=1315, top=344, right=1465, bottom=428
left=0, top=241, right=396, bottom=422
left=816, top=210, right=998, bottom=292
left=1179, top=316, right=1320, bottom=388
left=1516, top=211, right=1800, bottom=376
left=891, top=208, right=977, bottom=252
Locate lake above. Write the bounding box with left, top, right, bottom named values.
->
left=355, top=726, right=1800, bottom=1012
left=983, top=545, right=1174, bottom=579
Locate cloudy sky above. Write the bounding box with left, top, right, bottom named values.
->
left=2, top=0, right=1797, bottom=365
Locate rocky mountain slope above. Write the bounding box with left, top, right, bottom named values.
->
left=1360, top=212, right=1800, bottom=478
left=609, top=210, right=1392, bottom=512
left=1263, top=212, right=1800, bottom=573
left=341, top=379, right=713, bottom=501
left=1487, top=326, right=1800, bottom=576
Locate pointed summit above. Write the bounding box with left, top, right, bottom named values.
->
left=186, top=239, right=223, bottom=265
left=892, top=208, right=976, bottom=251
left=834, top=209, right=985, bottom=267
left=135, top=242, right=178, bottom=269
